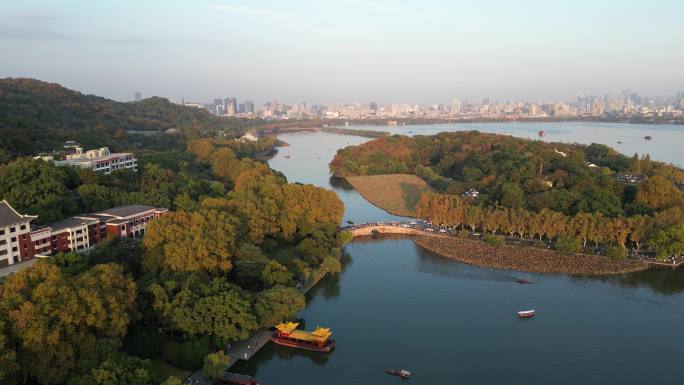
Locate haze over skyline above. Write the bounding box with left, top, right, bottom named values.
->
left=1, top=0, right=683, bottom=105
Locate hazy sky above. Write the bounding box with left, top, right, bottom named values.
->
left=1, top=0, right=683, bottom=105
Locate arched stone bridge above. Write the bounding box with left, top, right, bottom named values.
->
left=342, top=221, right=447, bottom=238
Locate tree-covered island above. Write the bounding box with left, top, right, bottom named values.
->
left=331, top=131, right=684, bottom=265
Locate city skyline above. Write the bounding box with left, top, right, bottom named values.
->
left=180, top=89, right=683, bottom=109
left=1, top=0, right=683, bottom=103
left=180, top=88, right=684, bottom=122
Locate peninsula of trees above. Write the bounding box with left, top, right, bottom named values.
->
left=331, top=131, right=684, bottom=260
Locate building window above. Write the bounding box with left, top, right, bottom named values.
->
left=0, top=240, right=5, bottom=246
left=20, top=224, right=26, bottom=230
left=10, top=227, right=16, bottom=233
left=12, top=246, right=18, bottom=252
left=0, top=229, right=4, bottom=235
left=11, top=237, right=16, bottom=242
left=0, top=249, right=7, bottom=255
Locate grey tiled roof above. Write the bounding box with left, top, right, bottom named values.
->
left=0, top=200, right=36, bottom=227
left=93, top=205, right=157, bottom=218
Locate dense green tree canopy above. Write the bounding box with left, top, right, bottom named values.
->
left=202, top=351, right=230, bottom=381
left=0, top=158, right=78, bottom=223
left=0, top=263, right=137, bottom=384
left=149, top=277, right=258, bottom=342
left=255, top=286, right=306, bottom=327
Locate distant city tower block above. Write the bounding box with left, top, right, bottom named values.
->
left=134, top=92, right=142, bottom=102
left=451, top=99, right=461, bottom=115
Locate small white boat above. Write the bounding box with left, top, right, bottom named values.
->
left=385, top=369, right=411, bottom=378
left=518, top=310, right=535, bottom=318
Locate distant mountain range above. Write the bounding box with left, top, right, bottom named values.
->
left=0, top=78, right=245, bottom=159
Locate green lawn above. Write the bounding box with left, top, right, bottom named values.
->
left=151, top=359, right=191, bottom=382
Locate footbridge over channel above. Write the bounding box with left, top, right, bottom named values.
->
left=344, top=222, right=447, bottom=238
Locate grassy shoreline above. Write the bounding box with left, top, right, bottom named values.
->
left=414, top=235, right=650, bottom=275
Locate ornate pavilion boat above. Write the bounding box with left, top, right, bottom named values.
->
left=272, top=322, right=336, bottom=352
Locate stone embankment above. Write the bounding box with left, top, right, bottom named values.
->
left=347, top=223, right=651, bottom=275
left=415, top=236, right=650, bottom=275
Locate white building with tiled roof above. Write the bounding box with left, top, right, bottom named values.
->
left=0, top=200, right=37, bottom=267
left=0, top=201, right=167, bottom=272
left=52, top=146, right=137, bottom=174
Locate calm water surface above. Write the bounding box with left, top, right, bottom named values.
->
left=236, top=123, right=684, bottom=385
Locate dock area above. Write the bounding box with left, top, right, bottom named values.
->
left=226, top=330, right=274, bottom=366
left=185, top=263, right=334, bottom=384
left=224, top=266, right=331, bottom=366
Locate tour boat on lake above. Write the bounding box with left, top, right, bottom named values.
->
left=272, top=322, right=335, bottom=352
left=385, top=369, right=411, bottom=378
left=518, top=310, right=536, bottom=318
left=516, top=278, right=534, bottom=285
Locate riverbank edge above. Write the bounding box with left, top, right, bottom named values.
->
left=414, top=235, right=650, bottom=276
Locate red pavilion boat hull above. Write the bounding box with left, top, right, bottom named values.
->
left=271, top=336, right=336, bottom=352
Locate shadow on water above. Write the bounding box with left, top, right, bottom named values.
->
left=232, top=343, right=333, bottom=376
left=593, top=266, right=684, bottom=296
left=353, top=233, right=684, bottom=293
left=306, top=251, right=352, bottom=301
left=352, top=234, right=528, bottom=284
left=328, top=176, right=354, bottom=190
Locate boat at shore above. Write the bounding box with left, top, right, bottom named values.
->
left=516, top=278, right=535, bottom=284
left=518, top=310, right=536, bottom=318
left=271, top=322, right=335, bottom=352
left=385, top=369, right=411, bottom=378
left=214, top=373, right=260, bottom=385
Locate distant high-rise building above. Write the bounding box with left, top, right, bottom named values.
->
left=244, top=100, right=255, bottom=113
left=370, top=101, right=378, bottom=114
left=238, top=103, right=245, bottom=113
left=677, top=92, right=684, bottom=107
left=450, top=99, right=461, bottom=115
left=482, top=98, right=490, bottom=106
left=134, top=92, right=142, bottom=102
left=223, top=97, right=238, bottom=116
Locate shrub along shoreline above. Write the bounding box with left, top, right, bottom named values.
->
left=414, top=235, right=650, bottom=275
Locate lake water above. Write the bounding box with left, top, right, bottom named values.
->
left=235, top=122, right=684, bottom=385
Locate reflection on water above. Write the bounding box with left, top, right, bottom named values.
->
left=602, top=267, right=684, bottom=296
left=258, top=124, right=684, bottom=385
